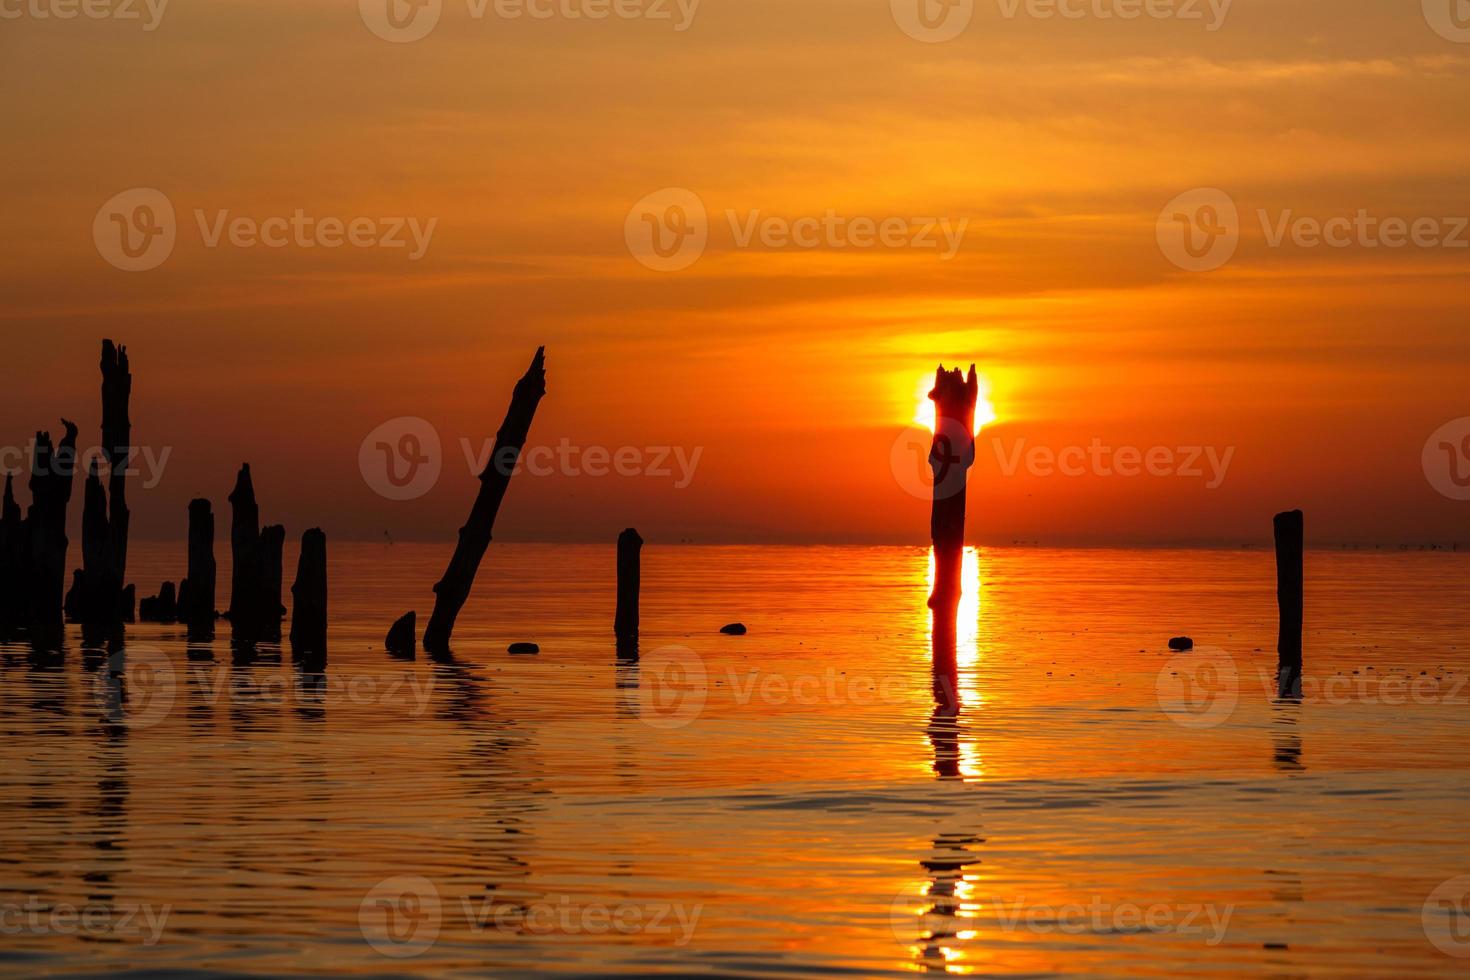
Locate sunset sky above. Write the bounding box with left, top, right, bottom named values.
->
left=2, top=0, right=1468, bottom=545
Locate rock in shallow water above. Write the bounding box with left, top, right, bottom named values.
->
left=1168, top=636, right=1194, bottom=651
left=508, top=642, right=540, bottom=654
left=720, top=623, right=747, bottom=635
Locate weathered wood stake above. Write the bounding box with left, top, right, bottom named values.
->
left=259, top=523, right=286, bottom=622
left=181, top=497, right=216, bottom=637
left=27, top=422, right=79, bottom=639
left=228, top=464, right=261, bottom=642
left=927, top=364, right=977, bottom=611
left=615, top=527, right=642, bottom=649
left=1274, top=509, right=1304, bottom=699
left=290, top=528, right=327, bottom=666
left=419, top=347, right=547, bottom=654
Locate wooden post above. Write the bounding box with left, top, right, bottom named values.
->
left=26, top=421, right=79, bottom=639
left=615, top=527, right=642, bottom=649
left=182, top=498, right=216, bottom=638
left=927, top=364, right=977, bottom=611
left=228, top=464, right=260, bottom=642
left=1274, top=509, right=1303, bottom=699
left=79, top=341, right=133, bottom=625
left=0, top=476, right=21, bottom=636
left=421, top=347, right=546, bottom=654
left=290, top=528, right=327, bottom=666
left=385, top=610, right=416, bottom=657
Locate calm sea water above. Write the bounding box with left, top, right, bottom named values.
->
left=2, top=543, right=1469, bottom=977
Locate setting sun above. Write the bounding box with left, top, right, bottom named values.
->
left=913, top=372, right=997, bottom=435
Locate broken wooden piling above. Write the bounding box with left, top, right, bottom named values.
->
left=259, top=523, right=286, bottom=624
left=615, top=527, right=642, bottom=652
left=1274, top=509, right=1304, bottom=699
left=27, top=422, right=79, bottom=638
left=416, top=347, right=547, bottom=655
left=180, top=498, right=216, bottom=637
left=928, top=364, right=978, bottom=611
left=290, top=528, right=327, bottom=666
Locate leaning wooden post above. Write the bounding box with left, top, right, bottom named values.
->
left=419, top=347, right=546, bottom=655
left=228, top=464, right=261, bottom=642
left=182, top=498, right=216, bottom=638
left=290, top=528, right=327, bottom=667
left=927, top=364, right=978, bottom=611
left=1274, top=509, right=1304, bottom=699
left=615, top=527, right=642, bottom=655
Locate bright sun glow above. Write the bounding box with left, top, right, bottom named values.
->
left=913, top=373, right=997, bottom=435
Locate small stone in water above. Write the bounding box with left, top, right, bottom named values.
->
left=720, top=623, right=748, bottom=635
left=508, top=642, right=540, bottom=654
left=1168, top=636, right=1193, bottom=651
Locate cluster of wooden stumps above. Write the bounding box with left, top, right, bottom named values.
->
left=0, top=340, right=328, bottom=667
left=921, top=363, right=1307, bottom=707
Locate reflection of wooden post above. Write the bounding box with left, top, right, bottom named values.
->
left=290, top=528, right=327, bottom=666
left=420, top=348, right=546, bottom=655
left=615, top=527, right=642, bottom=648
left=1274, top=509, right=1303, bottom=699
left=928, top=364, right=977, bottom=611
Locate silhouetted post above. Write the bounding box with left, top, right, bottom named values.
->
left=27, top=422, right=79, bottom=639
left=139, top=582, right=177, bottom=623
left=1274, top=509, right=1304, bottom=699
left=259, top=523, right=286, bottom=628
left=228, top=464, right=261, bottom=643
left=290, top=528, right=327, bottom=666
left=927, top=364, right=978, bottom=611
left=419, top=347, right=547, bottom=654
left=77, top=341, right=132, bottom=624
left=0, top=476, right=22, bottom=635
left=615, top=527, right=642, bottom=651
left=386, top=611, right=416, bottom=657
left=181, top=498, right=216, bottom=638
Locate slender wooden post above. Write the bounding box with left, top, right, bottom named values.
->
left=1274, top=509, right=1303, bottom=699
left=0, top=476, right=21, bottom=636
left=290, top=528, right=327, bottom=666
left=615, top=527, right=642, bottom=648
left=228, top=464, right=260, bottom=642
left=27, top=422, right=79, bottom=640
left=421, top=347, right=546, bottom=654
left=182, top=498, right=216, bottom=638
left=928, top=364, right=977, bottom=611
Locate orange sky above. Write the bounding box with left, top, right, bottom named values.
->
left=2, top=0, right=1469, bottom=545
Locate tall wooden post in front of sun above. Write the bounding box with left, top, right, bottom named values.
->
left=928, top=364, right=978, bottom=612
